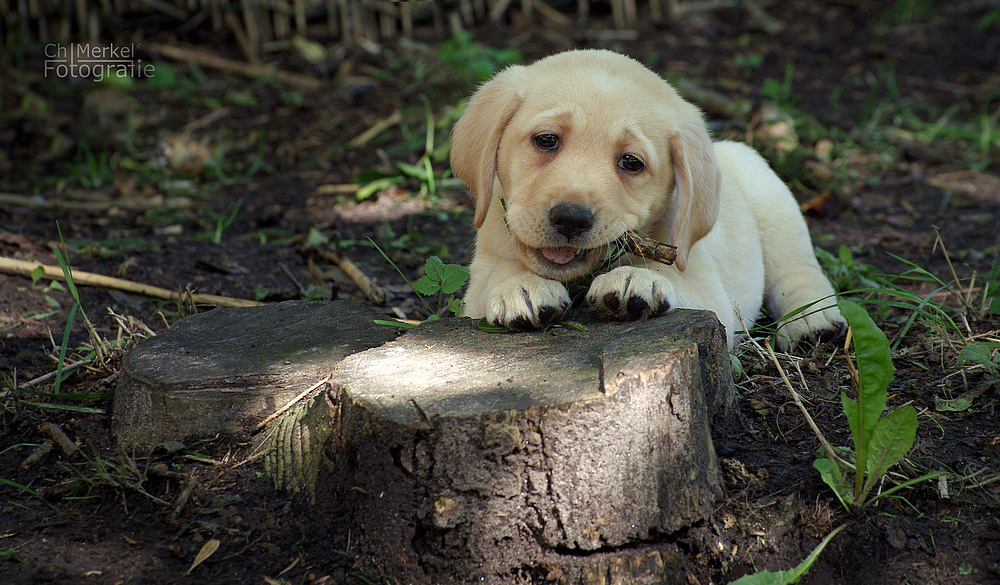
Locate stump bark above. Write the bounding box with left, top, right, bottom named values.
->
left=113, top=301, right=732, bottom=584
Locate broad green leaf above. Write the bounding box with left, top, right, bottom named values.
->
left=839, top=299, right=895, bottom=480
left=416, top=256, right=469, bottom=296
left=861, top=405, right=917, bottom=502
left=727, top=524, right=845, bottom=585
left=957, top=342, right=1000, bottom=367
left=813, top=457, right=850, bottom=511
left=304, top=227, right=329, bottom=247
left=412, top=274, right=440, bottom=296
left=438, top=264, right=469, bottom=295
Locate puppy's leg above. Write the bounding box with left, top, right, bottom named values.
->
left=716, top=142, right=846, bottom=350
left=463, top=254, right=571, bottom=331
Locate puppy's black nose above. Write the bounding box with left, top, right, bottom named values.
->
left=549, top=203, right=594, bottom=241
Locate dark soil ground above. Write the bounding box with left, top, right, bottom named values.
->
left=2, top=1, right=999, bottom=584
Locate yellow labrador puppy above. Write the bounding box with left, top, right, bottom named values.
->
left=451, top=49, right=844, bottom=349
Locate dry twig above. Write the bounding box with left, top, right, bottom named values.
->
left=314, top=248, right=386, bottom=305
left=0, top=257, right=263, bottom=308
left=618, top=230, right=677, bottom=265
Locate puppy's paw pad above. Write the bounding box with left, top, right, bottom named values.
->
left=587, top=267, right=673, bottom=321
left=488, top=277, right=570, bottom=330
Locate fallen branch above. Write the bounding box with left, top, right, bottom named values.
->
left=0, top=192, right=192, bottom=212
left=169, top=475, right=198, bottom=522
left=619, top=230, right=677, bottom=265
left=150, top=43, right=322, bottom=90
left=349, top=110, right=402, bottom=147
left=0, top=257, right=263, bottom=308
left=314, top=248, right=386, bottom=305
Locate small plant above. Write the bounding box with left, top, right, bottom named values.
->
left=812, top=299, right=941, bottom=510
left=980, top=263, right=1000, bottom=318
left=761, top=62, right=799, bottom=108
left=957, top=342, right=1000, bottom=387
left=411, top=256, right=468, bottom=321
left=814, top=245, right=883, bottom=293
left=355, top=97, right=463, bottom=201
left=206, top=199, right=243, bottom=244
left=372, top=241, right=469, bottom=327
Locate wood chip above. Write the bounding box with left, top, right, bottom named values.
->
left=38, top=422, right=79, bottom=458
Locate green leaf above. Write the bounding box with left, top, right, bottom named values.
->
left=813, top=457, right=850, bottom=511
left=412, top=275, right=440, bottom=296
left=374, top=319, right=416, bottom=330
left=415, top=256, right=469, bottom=296
left=727, top=524, right=845, bottom=585
left=861, top=405, right=917, bottom=501
left=934, top=395, right=973, bottom=412
left=839, top=299, right=895, bottom=484
left=957, top=342, right=1000, bottom=368
left=437, top=265, right=469, bottom=295
left=304, top=227, right=329, bottom=247
left=356, top=176, right=405, bottom=200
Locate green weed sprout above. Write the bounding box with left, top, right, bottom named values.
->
left=371, top=238, right=468, bottom=327
left=813, top=299, right=941, bottom=510
left=411, top=256, right=468, bottom=321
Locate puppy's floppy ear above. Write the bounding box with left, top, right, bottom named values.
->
left=450, top=66, right=525, bottom=229
left=668, top=104, right=721, bottom=271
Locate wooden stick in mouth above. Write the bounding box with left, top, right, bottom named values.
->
left=618, top=230, right=678, bottom=265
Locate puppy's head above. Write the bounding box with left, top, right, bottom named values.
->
left=451, top=49, right=720, bottom=279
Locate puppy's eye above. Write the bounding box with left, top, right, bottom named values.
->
left=534, top=133, right=560, bottom=151
left=618, top=154, right=645, bottom=173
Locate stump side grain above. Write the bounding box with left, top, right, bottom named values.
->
left=321, top=309, right=729, bottom=583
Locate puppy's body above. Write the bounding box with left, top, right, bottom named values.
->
left=453, top=50, right=844, bottom=349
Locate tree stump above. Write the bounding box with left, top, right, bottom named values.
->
left=112, top=301, right=399, bottom=446
left=113, top=301, right=732, bottom=584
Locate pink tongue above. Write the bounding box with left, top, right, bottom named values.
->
left=540, top=246, right=579, bottom=265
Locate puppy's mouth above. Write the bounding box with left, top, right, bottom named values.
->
left=538, top=246, right=590, bottom=266
left=524, top=244, right=601, bottom=281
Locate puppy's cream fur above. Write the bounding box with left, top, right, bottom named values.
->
left=451, top=50, right=844, bottom=349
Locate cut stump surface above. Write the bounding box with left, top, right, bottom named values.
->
left=113, top=301, right=732, bottom=584
left=112, top=301, right=399, bottom=446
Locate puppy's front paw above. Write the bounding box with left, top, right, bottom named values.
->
left=587, top=266, right=674, bottom=321
left=775, top=303, right=847, bottom=352
left=486, top=274, right=571, bottom=331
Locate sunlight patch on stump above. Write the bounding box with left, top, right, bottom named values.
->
left=113, top=301, right=731, bottom=584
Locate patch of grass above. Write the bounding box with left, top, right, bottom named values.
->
left=355, top=96, right=465, bottom=203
